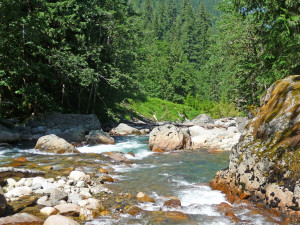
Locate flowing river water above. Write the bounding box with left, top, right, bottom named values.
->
left=0, top=135, right=284, bottom=224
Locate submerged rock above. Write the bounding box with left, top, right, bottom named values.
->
left=86, top=130, right=115, bottom=145
left=210, top=75, right=300, bottom=222
left=136, top=192, right=155, bottom=203
left=149, top=125, right=191, bottom=151
left=35, top=134, right=79, bottom=154
left=109, top=123, right=141, bottom=136
left=102, top=152, right=130, bottom=162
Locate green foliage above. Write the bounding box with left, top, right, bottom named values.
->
left=125, top=97, right=200, bottom=122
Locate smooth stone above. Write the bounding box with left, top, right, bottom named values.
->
left=37, top=196, right=48, bottom=205
left=68, top=171, right=90, bottom=183
left=54, top=204, right=81, bottom=217
left=0, top=213, right=43, bottom=224
left=6, top=178, right=16, bottom=187
left=50, top=189, right=68, bottom=205
left=5, top=186, right=32, bottom=198
left=40, top=207, right=57, bottom=216
left=44, top=215, right=79, bottom=225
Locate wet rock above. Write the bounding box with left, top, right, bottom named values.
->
left=0, top=213, right=43, bottom=224
left=136, top=192, right=155, bottom=203
left=163, top=199, right=181, bottom=208
left=68, top=171, right=90, bottom=183
left=216, top=202, right=233, bottom=213
left=225, top=212, right=240, bottom=223
left=40, top=207, right=57, bottom=216
left=13, top=157, right=28, bottom=163
left=124, top=205, right=143, bottom=216
left=86, top=130, right=115, bottom=145
left=109, top=123, right=141, bottom=136
left=44, top=215, right=79, bottom=225
left=102, top=152, right=130, bottom=162
left=54, top=203, right=81, bottom=217
left=98, top=168, right=108, bottom=174
left=164, top=211, right=189, bottom=221
left=100, top=176, right=114, bottom=183
left=35, top=134, right=79, bottom=154
left=149, top=125, right=191, bottom=151
left=100, top=211, right=110, bottom=216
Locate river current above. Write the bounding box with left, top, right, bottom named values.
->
left=0, top=135, right=283, bottom=224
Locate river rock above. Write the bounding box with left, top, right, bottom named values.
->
left=0, top=213, right=43, bottom=224
left=68, top=171, right=91, bottom=183
left=4, top=186, right=32, bottom=198
left=102, top=152, right=130, bottom=162
left=124, top=205, right=143, bottom=216
left=164, top=199, right=181, bottom=208
left=54, top=203, right=81, bottom=216
left=67, top=192, right=82, bottom=204
left=109, top=123, right=141, bottom=136
left=49, top=189, right=68, bottom=205
left=40, top=207, right=57, bottom=216
left=44, top=215, right=79, bottom=225
left=35, top=134, right=79, bottom=154
left=136, top=192, right=155, bottom=203
left=86, top=130, right=115, bottom=145
left=148, top=125, right=191, bottom=151
left=210, top=75, right=300, bottom=222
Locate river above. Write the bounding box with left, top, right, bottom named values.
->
left=0, top=135, right=283, bottom=224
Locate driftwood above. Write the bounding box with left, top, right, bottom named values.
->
left=0, top=167, right=45, bottom=184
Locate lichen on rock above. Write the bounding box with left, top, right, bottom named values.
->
left=210, top=75, right=300, bottom=222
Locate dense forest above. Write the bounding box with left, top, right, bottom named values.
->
left=0, top=0, right=299, bottom=121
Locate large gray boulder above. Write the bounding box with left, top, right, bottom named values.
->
left=148, top=125, right=191, bottom=152
left=35, top=134, right=79, bottom=154
left=0, top=125, right=19, bottom=143
left=109, top=123, right=141, bottom=136
left=86, top=130, right=115, bottom=145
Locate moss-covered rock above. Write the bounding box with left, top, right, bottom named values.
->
left=210, top=75, right=300, bottom=222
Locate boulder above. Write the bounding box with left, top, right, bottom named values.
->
left=44, top=215, right=79, bottom=225
left=102, top=152, right=130, bottom=162
left=210, top=75, right=300, bottom=222
left=35, top=134, right=79, bottom=154
left=86, top=130, right=115, bottom=145
left=191, top=114, right=214, bottom=125
left=0, top=213, right=43, bottom=225
left=109, top=123, right=141, bottom=136
left=148, top=125, right=191, bottom=151
left=0, top=125, right=20, bottom=143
